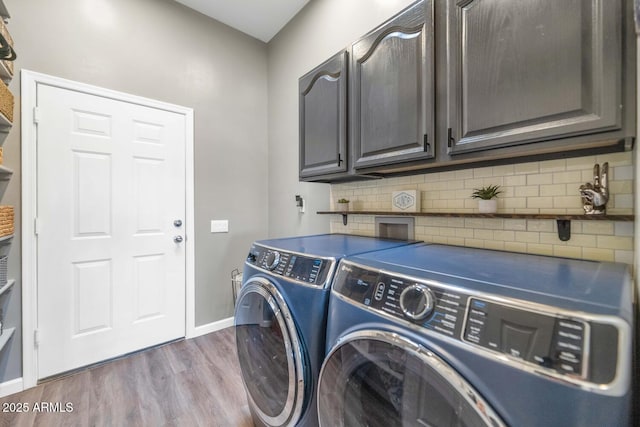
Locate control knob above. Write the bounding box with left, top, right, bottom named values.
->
left=399, top=284, right=434, bottom=321
left=264, top=251, right=281, bottom=271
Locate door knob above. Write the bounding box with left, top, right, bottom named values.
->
left=174, top=235, right=184, bottom=243
left=174, top=219, right=183, bottom=227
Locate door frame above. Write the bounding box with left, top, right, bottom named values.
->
left=21, top=70, right=196, bottom=389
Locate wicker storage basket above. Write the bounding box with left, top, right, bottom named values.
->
left=0, top=80, right=12, bottom=123
left=0, top=206, right=14, bottom=237
left=0, top=20, right=13, bottom=77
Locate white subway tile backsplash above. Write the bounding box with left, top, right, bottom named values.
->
left=539, top=159, right=566, bottom=173
left=597, top=152, right=632, bottom=167
left=504, top=175, right=527, bottom=186
left=613, top=194, right=633, bottom=210
left=504, top=219, right=527, bottom=231
left=596, top=235, right=633, bottom=251
left=553, top=171, right=583, bottom=184
left=473, top=168, right=494, bottom=178
left=582, top=247, right=615, bottom=262
left=553, top=245, right=583, bottom=259
left=615, top=222, right=634, bottom=237
left=527, top=173, right=553, bottom=185
left=515, top=162, right=540, bottom=175
left=526, top=243, right=554, bottom=256
left=330, top=153, right=634, bottom=264
left=540, top=184, right=566, bottom=197
left=492, top=165, right=515, bottom=176
left=566, top=156, right=596, bottom=170
left=615, top=250, right=634, bottom=265
left=527, top=220, right=553, bottom=233
left=527, top=197, right=554, bottom=209
left=613, top=165, right=633, bottom=180
left=504, top=241, right=527, bottom=252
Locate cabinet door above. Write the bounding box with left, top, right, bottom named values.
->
left=447, top=0, right=623, bottom=154
left=352, top=0, right=434, bottom=169
left=299, top=51, right=348, bottom=179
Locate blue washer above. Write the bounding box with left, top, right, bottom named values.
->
left=234, top=234, right=418, bottom=427
left=319, top=243, right=634, bottom=427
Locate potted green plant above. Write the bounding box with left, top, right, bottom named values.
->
left=471, top=185, right=502, bottom=213
left=337, top=198, right=350, bottom=212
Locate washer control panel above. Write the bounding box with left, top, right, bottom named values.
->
left=333, top=262, right=468, bottom=339
left=246, top=244, right=331, bottom=287
left=333, top=261, right=622, bottom=386
left=463, top=298, right=587, bottom=378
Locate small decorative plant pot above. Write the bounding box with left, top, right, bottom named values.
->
left=478, top=199, right=497, bottom=214
left=337, top=202, right=349, bottom=212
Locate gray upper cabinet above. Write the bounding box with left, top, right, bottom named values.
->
left=446, top=0, right=623, bottom=155
left=299, top=50, right=348, bottom=180
left=351, top=0, right=434, bottom=169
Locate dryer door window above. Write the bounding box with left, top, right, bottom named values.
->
left=235, top=278, right=305, bottom=426
left=318, top=331, right=505, bottom=427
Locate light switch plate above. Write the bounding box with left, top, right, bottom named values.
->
left=211, top=220, right=229, bottom=233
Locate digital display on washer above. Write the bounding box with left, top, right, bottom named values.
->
left=464, top=298, right=587, bottom=379
left=285, top=256, right=324, bottom=284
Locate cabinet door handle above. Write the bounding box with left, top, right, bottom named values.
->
left=423, top=134, right=430, bottom=152
left=447, top=128, right=455, bottom=148
left=337, top=153, right=343, bottom=166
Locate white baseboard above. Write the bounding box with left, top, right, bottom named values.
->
left=0, top=377, right=23, bottom=398
left=189, top=316, right=234, bottom=339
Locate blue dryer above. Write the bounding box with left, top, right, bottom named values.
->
left=318, top=244, right=634, bottom=427
left=234, top=234, right=417, bottom=427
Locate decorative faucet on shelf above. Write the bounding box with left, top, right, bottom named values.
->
left=579, top=162, right=609, bottom=215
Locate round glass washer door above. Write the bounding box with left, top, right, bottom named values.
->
left=317, top=330, right=506, bottom=427
left=234, top=278, right=306, bottom=427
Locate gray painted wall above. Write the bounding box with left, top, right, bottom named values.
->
left=266, top=0, right=416, bottom=238
left=2, top=0, right=269, bottom=382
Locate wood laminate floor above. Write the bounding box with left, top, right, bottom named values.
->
left=0, top=327, right=253, bottom=427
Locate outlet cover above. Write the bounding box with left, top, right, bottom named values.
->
left=211, top=220, right=229, bottom=233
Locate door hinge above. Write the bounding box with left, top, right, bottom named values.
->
left=34, top=218, right=40, bottom=236
left=337, top=153, right=343, bottom=166
left=447, top=128, right=454, bottom=148
left=33, top=107, right=41, bottom=124
left=34, top=329, right=39, bottom=348
left=423, top=134, right=430, bottom=152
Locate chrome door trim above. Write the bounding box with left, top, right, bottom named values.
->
left=318, top=329, right=506, bottom=427
left=235, top=277, right=305, bottom=426
left=332, top=259, right=632, bottom=396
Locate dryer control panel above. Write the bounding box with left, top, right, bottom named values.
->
left=333, top=260, right=624, bottom=388
left=246, top=244, right=333, bottom=287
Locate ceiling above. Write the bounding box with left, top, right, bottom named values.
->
left=174, top=0, right=310, bottom=43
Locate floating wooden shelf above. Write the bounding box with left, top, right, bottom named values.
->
left=0, top=327, right=14, bottom=354
left=0, top=1, right=9, bottom=20
left=0, top=279, right=14, bottom=298
left=0, top=109, right=11, bottom=147
left=0, top=165, right=13, bottom=177
left=0, top=60, right=12, bottom=85
left=317, top=211, right=634, bottom=220
left=317, top=211, right=634, bottom=241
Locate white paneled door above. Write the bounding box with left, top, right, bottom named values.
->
left=36, top=84, right=186, bottom=379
